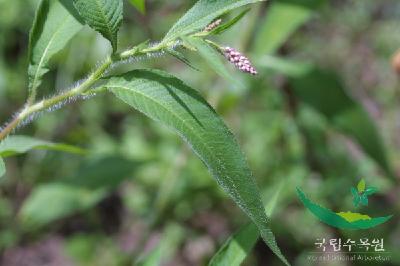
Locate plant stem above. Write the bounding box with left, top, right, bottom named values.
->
left=0, top=36, right=204, bottom=142
left=0, top=57, right=113, bottom=142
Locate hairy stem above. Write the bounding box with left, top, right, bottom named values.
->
left=0, top=39, right=182, bottom=142
left=0, top=33, right=213, bottom=142
left=0, top=57, right=114, bottom=142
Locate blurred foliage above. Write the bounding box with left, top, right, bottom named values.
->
left=0, top=0, right=399, bottom=265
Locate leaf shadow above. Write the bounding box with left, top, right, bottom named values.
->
left=127, top=70, right=210, bottom=129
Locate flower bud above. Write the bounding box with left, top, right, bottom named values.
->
left=204, top=19, right=222, bottom=32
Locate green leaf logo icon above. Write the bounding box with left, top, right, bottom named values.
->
left=357, top=179, right=366, bottom=193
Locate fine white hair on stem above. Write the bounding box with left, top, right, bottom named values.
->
left=110, top=40, right=182, bottom=70
left=17, top=91, right=96, bottom=130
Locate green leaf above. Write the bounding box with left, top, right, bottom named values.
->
left=0, top=136, right=85, bottom=157
left=351, top=187, right=358, bottom=197
left=209, top=8, right=250, bottom=35
left=165, top=48, right=199, bottom=71
left=353, top=195, right=360, bottom=207
left=183, top=36, right=237, bottom=83
left=357, top=179, right=366, bottom=193
left=28, top=0, right=84, bottom=95
left=259, top=59, right=392, bottom=177
left=364, top=187, right=378, bottom=196
left=103, top=69, right=289, bottom=265
left=360, top=194, right=368, bottom=206
left=19, top=156, right=136, bottom=227
left=61, top=156, right=137, bottom=189
left=209, top=223, right=258, bottom=266
left=0, top=157, right=5, bottom=178
left=209, top=182, right=284, bottom=266
left=289, top=68, right=392, bottom=177
left=256, top=55, right=313, bottom=78
left=128, top=0, right=145, bottom=14
left=73, top=0, right=123, bottom=52
left=163, top=0, right=264, bottom=42
left=19, top=183, right=105, bottom=228
left=253, top=0, right=324, bottom=55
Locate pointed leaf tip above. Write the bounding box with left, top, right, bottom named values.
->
left=103, top=69, right=289, bottom=265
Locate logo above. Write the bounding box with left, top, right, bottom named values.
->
left=297, top=179, right=392, bottom=230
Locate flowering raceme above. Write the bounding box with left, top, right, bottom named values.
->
left=223, top=47, right=258, bottom=75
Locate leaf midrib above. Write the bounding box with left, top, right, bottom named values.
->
left=108, top=84, right=250, bottom=216
left=30, top=12, right=72, bottom=91
left=93, top=0, right=115, bottom=43
left=165, top=0, right=261, bottom=40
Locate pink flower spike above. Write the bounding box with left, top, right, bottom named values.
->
left=223, top=47, right=258, bottom=75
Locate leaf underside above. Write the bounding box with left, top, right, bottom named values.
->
left=73, top=0, right=123, bottom=52
left=103, top=69, right=289, bottom=265
left=28, top=0, right=84, bottom=94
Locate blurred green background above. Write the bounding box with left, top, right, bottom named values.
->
left=0, top=0, right=399, bottom=265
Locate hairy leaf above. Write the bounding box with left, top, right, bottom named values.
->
left=0, top=157, right=5, bottom=178
left=103, top=69, right=289, bottom=265
left=73, top=0, right=123, bottom=52
left=28, top=0, right=84, bottom=95
left=183, top=37, right=236, bottom=83
left=253, top=0, right=324, bottom=55
left=163, top=0, right=264, bottom=42
left=129, top=0, right=145, bottom=14
left=0, top=136, right=85, bottom=157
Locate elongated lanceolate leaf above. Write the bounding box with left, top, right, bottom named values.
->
left=209, top=8, right=250, bottom=35
left=0, top=136, right=85, bottom=157
left=163, top=0, right=265, bottom=42
left=183, top=36, right=237, bottom=83
left=28, top=0, right=84, bottom=94
left=253, top=0, right=324, bottom=55
left=73, top=0, right=123, bottom=52
left=209, top=223, right=258, bottom=266
left=0, top=157, right=5, bottom=178
left=103, top=69, right=289, bottom=265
